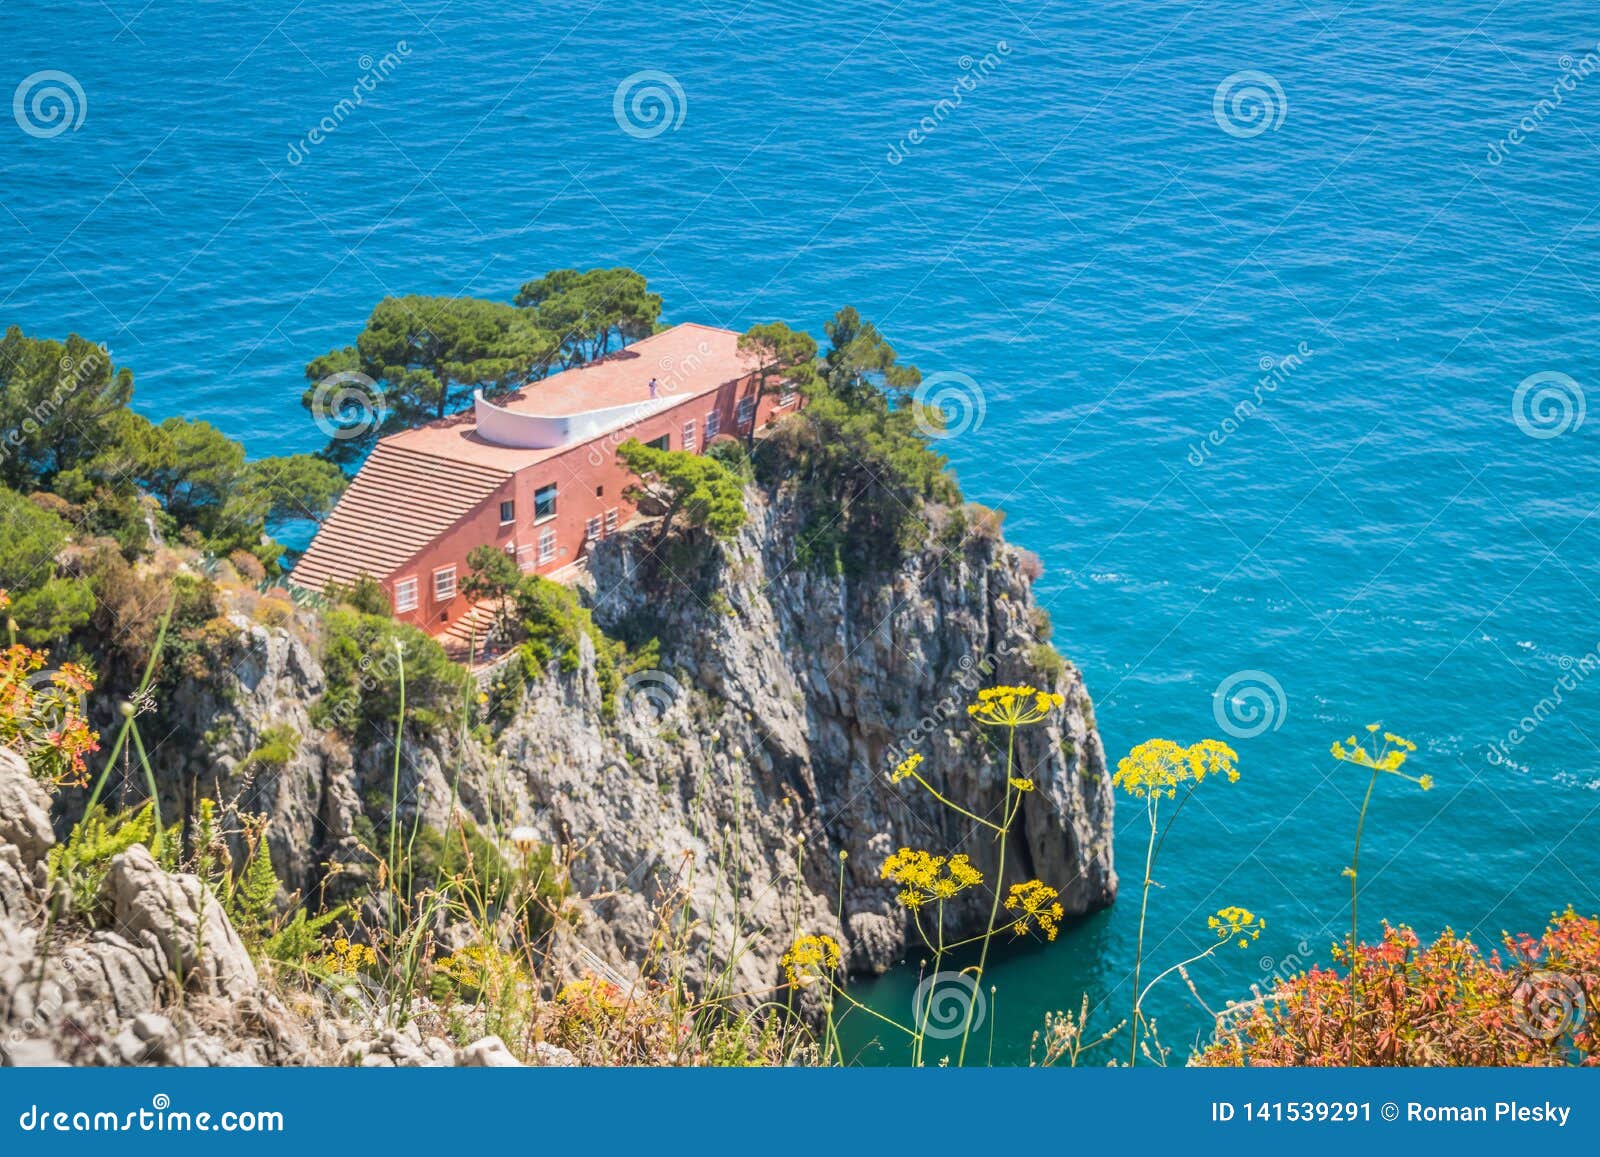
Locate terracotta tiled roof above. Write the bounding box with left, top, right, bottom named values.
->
left=291, top=441, right=510, bottom=591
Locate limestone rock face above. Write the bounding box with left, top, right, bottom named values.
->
left=165, top=486, right=1114, bottom=999
left=538, top=491, right=1117, bottom=992
left=0, top=750, right=54, bottom=864
left=454, top=1035, right=523, bottom=1067
left=0, top=749, right=551, bottom=1068
left=0, top=749, right=293, bottom=1066
left=2, top=470, right=1120, bottom=1065
left=100, top=845, right=259, bottom=1000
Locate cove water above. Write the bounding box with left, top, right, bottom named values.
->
left=5, top=0, right=1599, bottom=1064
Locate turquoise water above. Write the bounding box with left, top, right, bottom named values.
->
left=6, top=2, right=1600, bottom=1063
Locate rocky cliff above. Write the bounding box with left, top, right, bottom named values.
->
left=0, top=749, right=563, bottom=1066
left=166, top=484, right=1116, bottom=999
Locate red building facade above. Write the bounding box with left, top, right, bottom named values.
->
left=293, top=324, right=796, bottom=633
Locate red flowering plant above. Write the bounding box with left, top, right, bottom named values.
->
left=1197, top=909, right=1599, bottom=1066
left=0, top=591, right=101, bottom=789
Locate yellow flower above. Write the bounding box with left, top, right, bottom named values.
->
left=1008, top=776, right=1036, bottom=792
left=781, top=934, right=842, bottom=987
left=1207, top=906, right=1265, bottom=946
left=1113, top=738, right=1238, bottom=800
left=967, top=684, right=1064, bottom=728
left=1332, top=725, right=1428, bottom=786
left=321, top=937, right=378, bottom=975
left=890, top=751, right=924, bottom=783
left=880, top=847, right=984, bottom=909
left=1004, top=879, right=1065, bottom=940
left=1186, top=738, right=1240, bottom=784
left=434, top=943, right=521, bottom=993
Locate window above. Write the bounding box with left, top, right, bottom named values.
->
left=585, top=515, right=602, bottom=541
left=538, top=527, right=556, bottom=563
left=736, top=397, right=755, bottom=427
left=498, top=499, right=515, bottom=524
left=534, top=484, right=558, bottom=522
left=682, top=419, right=696, bottom=451
left=604, top=508, right=618, bottom=533
left=645, top=433, right=669, bottom=452
left=393, top=576, right=418, bottom=613
left=432, top=567, right=456, bottom=602
left=515, top=544, right=535, bottom=572
left=595, top=484, right=604, bottom=497
left=778, top=382, right=797, bottom=407
left=704, top=409, right=720, bottom=441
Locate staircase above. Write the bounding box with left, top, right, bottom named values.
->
left=438, top=599, right=513, bottom=666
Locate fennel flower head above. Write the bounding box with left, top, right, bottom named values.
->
left=967, top=684, right=1064, bottom=728
left=1331, top=725, right=1430, bottom=787
left=1005, top=879, right=1065, bottom=940
left=508, top=825, right=539, bottom=855
left=1208, top=906, right=1266, bottom=948
left=890, top=751, right=924, bottom=783
left=880, top=847, right=983, bottom=909
left=1113, top=738, right=1239, bottom=799
left=781, top=934, right=842, bottom=987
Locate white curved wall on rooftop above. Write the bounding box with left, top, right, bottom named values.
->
left=473, top=391, right=676, bottom=449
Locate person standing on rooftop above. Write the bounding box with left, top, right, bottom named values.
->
left=648, top=377, right=659, bottom=398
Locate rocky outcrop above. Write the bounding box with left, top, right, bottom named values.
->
left=0, top=749, right=544, bottom=1068
left=102, top=845, right=259, bottom=1000
left=168, top=485, right=1115, bottom=999
left=0, top=749, right=305, bottom=1065
left=506, top=491, right=1117, bottom=995
left=4, top=475, right=1117, bottom=1064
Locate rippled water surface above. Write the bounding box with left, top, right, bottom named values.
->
left=6, top=0, right=1600, bottom=1063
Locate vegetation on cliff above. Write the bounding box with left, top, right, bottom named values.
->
left=312, top=607, right=471, bottom=738
left=1, top=325, right=345, bottom=575
left=617, top=437, right=747, bottom=545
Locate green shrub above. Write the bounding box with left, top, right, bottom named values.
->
left=240, top=724, right=299, bottom=776
left=47, top=803, right=177, bottom=919
left=0, top=486, right=94, bottom=644
left=1028, top=642, right=1066, bottom=682
left=514, top=575, right=623, bottom=718
left=1029, top=606, right=1053, bottom=641
left=758, top=379, right=958, bottom=576
left=326, top=572, right=390, bottom=617
left=313, top=608, right=470, bottom=738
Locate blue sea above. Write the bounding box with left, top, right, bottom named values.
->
left=6, top=1, right=1599, bottom=1064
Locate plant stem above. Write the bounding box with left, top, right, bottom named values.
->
left=958, top=723, right=1016, bottom=1066
left=911, top=904, right=946, bottom=1067
left=1136, top=943, right=1222, bottom=1012
left=826, top=983, right=917, bottom=1037
left=387, top=640, right=406, bottom=929
left=1348, top=768, right=1377, bottom=1062
left=909, top=772, right=1005, bottom=833
left=1129, top=793, right=1159, bottom=1066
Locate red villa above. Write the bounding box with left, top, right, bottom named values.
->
left=291, top=323, right=795, bottom=636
